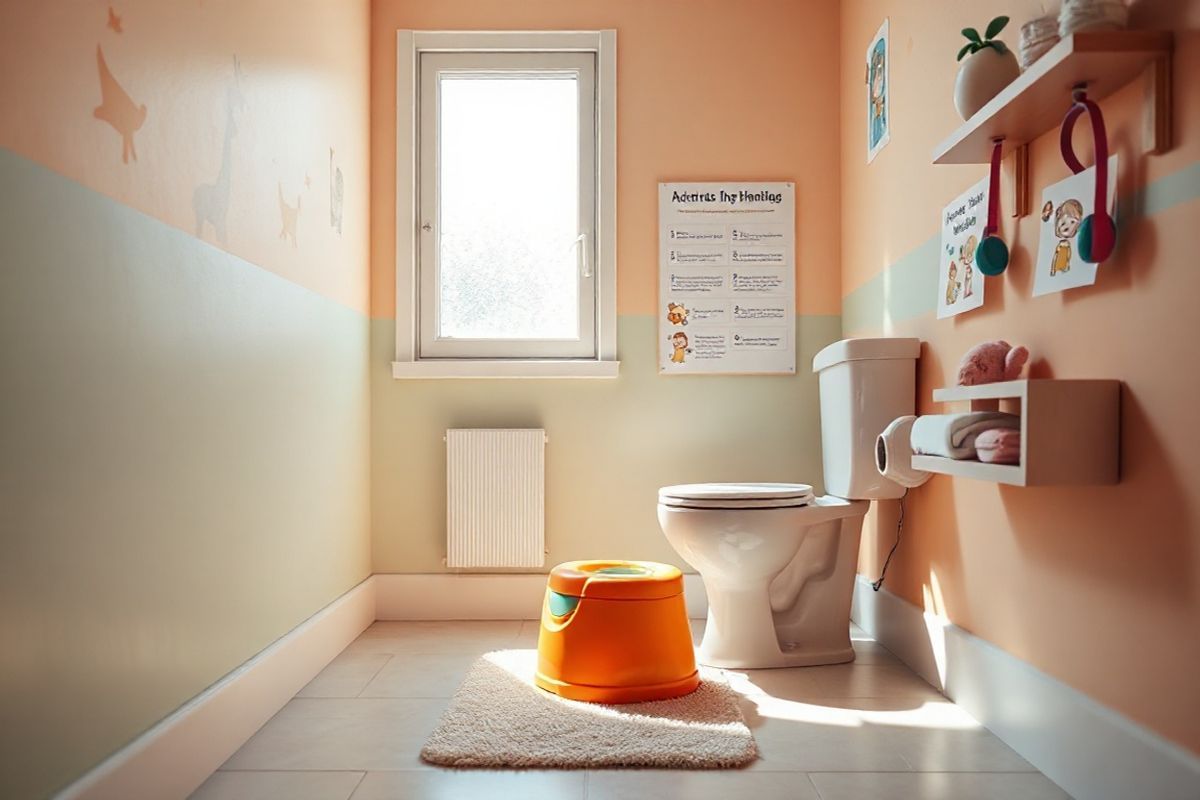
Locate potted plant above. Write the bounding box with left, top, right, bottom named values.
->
left=954, top=16, right=1020, bottom=120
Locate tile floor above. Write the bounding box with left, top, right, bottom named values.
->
left=192, top=620, right=1073, bottom=800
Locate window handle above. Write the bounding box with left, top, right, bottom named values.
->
left=572, top=233, right=592, bottom=279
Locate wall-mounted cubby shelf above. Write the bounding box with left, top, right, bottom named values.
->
left=912, top=379, right=1121, bottom=487
left=933, top=31, right=1173, bottom=217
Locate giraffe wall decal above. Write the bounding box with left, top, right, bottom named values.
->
left=93, top=44, right=146, bottom=164
left=329, top=147, right=344, bottom=236
left=193, top=57, right=246, bottom=245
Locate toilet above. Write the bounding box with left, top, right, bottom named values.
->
left=657, top=337, right=920, bottom=669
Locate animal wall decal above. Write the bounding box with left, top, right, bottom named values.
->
left=193, top=56, right=246, bottom=245
left=94, top=45, right=146, bottom=164
left=278, top=182, right=301, bottom=247
left=329, top=147, right=344, bottom=236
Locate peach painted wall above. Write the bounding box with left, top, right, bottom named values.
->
left=840, top=0, right=1200, bottom=753
left=368, top=0, right=845, bottom=574
left=370, top=0, right=842, bottom=319
left=0, top=0, right=370, bottom=313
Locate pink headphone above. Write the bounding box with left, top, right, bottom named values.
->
left=1060, top=88, right=1116, bottom=263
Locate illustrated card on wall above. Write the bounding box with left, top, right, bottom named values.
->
left=936, top=176, right=988, bottom=319
left=1033, top=155, right=1118, bottom=297
left=866, top=19, right=890, bottom=163
left=658, top=183, right=795, bottom=375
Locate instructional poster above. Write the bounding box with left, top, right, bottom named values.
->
left=659, top=182, right=795, bottom=374
left=936, top=176, right=988, bottom=319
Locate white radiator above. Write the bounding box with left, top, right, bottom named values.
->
left=445, top=429, right=545, bottom=568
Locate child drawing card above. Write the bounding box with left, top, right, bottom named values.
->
left=866, top=19, right=890, bottom=163
left=936, top=176, right=988, bottom=319
left=1033, top=155, right=1118, bottom=296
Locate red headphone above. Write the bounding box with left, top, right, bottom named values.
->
left=974, top=139, right=1009, bottom=276
left=1060, top=89, right=1116, bottom=263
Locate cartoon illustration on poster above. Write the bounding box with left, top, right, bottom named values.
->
left=936, top=176, right=988, bottom=319
left=666, top=302, right=690, bottom=325
left=659, top=183, right=795, bottom=375
left=668, top=331, right=690, bottom=363
left=867, top=19, right=890, bottom=163
left=1033, top=155, right=1118, bottom=296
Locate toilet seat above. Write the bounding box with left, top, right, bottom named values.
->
left=657, top=482, right=815, bottom=510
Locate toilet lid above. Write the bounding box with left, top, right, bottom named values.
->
left=658, top=482, right=815, bottom=509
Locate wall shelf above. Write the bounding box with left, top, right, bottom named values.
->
left=920, top=379, right=1121, bottom=487
left=933, top=31, right=1173, bottom=165
left=933, top=31, right=1172, bottom=219
left=911, top=455, right=1025, bottom=484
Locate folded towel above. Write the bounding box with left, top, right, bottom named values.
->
left=976, top=428, right=1021, bottom=464
left=910, top=412, right=1021, bottom=459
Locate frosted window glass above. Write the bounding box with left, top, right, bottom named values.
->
left=437, top=75, right=580, bottom=340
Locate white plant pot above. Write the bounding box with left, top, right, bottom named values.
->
left=954, top=46, right=1020, bottom=120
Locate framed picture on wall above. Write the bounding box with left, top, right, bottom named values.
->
left=936, top=176, right=988, bottom=318
left=866, top=18, right=890, bottom=163
left=1032, top=155, right=1119, bottom=297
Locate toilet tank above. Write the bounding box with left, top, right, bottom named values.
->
left=812, top=338, right=921, bottom=500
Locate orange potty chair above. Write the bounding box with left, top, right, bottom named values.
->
left=535, top=560, right=699, bottom=703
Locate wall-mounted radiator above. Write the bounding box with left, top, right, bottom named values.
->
left=445, top=429, right=546, bottom=568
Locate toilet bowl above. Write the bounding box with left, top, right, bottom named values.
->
left=656, top=337, right=920, bottom=669
left=657, top=483, right=868, bottom=668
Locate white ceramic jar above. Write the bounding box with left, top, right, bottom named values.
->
left=954, top=46, right=1020, bottom=120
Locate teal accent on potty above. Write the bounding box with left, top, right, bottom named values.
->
left=549, top=592, right=581, bottom=616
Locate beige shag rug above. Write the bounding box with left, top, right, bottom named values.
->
left=420, top=649, right=757, bottom=769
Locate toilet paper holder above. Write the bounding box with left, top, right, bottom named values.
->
left=875, top=415, right=931, bottom=489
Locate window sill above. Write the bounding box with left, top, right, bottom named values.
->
left=391, top=360, right=620, bottom=380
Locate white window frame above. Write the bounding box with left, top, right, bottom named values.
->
left=418, top=51, right=596, bottom=359
left=394, top=30, right=618, bottom=379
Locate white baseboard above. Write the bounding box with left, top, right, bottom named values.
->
left=57, top=577, right=377, bottom=800
left=852, top=575, right=1200, bottom=800
left=374, top=572, right=710, bottom=620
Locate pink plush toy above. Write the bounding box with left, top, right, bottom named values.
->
left=956, top=340, right=1029, bottom=386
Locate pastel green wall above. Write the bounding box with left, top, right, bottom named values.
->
left=842, top=163, right=1200, bottom=334
left=0, top=150, right=371, bottom=798
left=370, top=315, right=842, bottom=573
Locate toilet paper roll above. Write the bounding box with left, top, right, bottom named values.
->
left=875, top=415, right=931, bottom=489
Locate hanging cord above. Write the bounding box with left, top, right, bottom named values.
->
left=871, top=489, right=908, bottom=592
